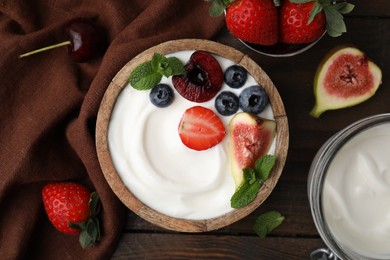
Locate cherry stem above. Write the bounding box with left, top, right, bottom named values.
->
left=19, top=40, right=71, bottom=59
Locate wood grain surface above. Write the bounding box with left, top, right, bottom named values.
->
left=111, top=1, right=390, bottom=258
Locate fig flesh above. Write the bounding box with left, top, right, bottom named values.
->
left=311, top=46, right=382, bottom=118
left=229, top=112, right=276, bottom=188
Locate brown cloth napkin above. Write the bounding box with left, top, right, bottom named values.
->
left=0, top=1, right=224, bottom=259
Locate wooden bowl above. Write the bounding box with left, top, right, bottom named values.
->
left=96, top=39, right=289, bottom=232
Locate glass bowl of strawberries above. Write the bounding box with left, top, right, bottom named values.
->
left=207, top=0, right=354, bottom=57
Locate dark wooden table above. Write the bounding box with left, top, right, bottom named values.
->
left=112, top=1, right=389, bottom=259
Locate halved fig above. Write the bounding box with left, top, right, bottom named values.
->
left=311, top=46, right=382, bottom=118
left=229, top=112, right=276, bottom=188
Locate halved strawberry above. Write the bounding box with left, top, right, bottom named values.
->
left=178, top=106, right=226, bottom=151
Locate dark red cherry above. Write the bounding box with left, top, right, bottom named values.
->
left=63, top=18, right=107, bottom=62
left=19, top=18, right=107, bottom=63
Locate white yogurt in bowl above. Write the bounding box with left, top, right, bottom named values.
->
left=308, top=114, right=390, bottom=260
left=108, top=51, right=275, bottom=220
left=96, top=39, right=288, bottom=232
left=108, top=51, right=274, bottom=220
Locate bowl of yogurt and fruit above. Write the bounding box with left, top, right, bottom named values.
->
left=96, top=39, right=288, bottom=232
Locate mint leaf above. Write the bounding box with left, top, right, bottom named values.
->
left=231, top=181, right=262, bottom=208
left=129, top=61, right=162, bottom=90
left=129, top=53, right=185, bottom=90
left=243, top=168, right=257, bottom=184
left=230, top=155, right=276, bottom=209
left=168, top=57, right=186, bottom=76
left=151, top=53, right=172, bottom=77
left=253, top=211, right=285, bottom=238
left=255, top=155, right=276, bottom=181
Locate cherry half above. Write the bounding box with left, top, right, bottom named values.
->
left=19, top=18, right=107, bottom=63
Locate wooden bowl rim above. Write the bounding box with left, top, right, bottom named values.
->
left=96, top=39, right=289, bottom=232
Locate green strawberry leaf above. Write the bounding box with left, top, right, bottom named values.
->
left=323, top=6, right=347, bottom=35
left=333, top=2, right=355, bottom=14
left=289, top=0, right=314, bottom=3
left=255, top=154, right=276, bottom=181
left=253, top=211, right=285, bottom=238
left=231, top=181, right=262, bottom=209
left=209, top=0, right=225, bottom=17
left=168, top=57, right=186, bottom=76
left=308, top=1, right=323, bottom=24
left=89, top=192, right=100, bottom=216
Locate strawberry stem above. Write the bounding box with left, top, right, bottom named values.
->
left=19, top=40, right=71, bottom=59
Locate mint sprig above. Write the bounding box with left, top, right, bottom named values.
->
left=231, top=155, right=276, bottom=208
left=253, top=211, right=285, bottom=238
left=129, top=53, right=185, bottom=90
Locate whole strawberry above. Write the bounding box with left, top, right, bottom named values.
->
left=42, top=182, right=101, bottom=248
left=280, top=0, right=355, bottom=44
left=208, top=0, right=279, bottom=45
left=280, top=0, right=325, bottom=44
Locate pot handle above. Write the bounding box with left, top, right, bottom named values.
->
left=310, top=248, right=339, bottom=260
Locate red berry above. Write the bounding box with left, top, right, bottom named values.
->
left=279, top=0, right=326, bottom=44
left=172, top=51, right=223, bottom=103
left=42, top=182, right=101, bottom=248
left=225, top=0, right=279, bottom=46
left=42, top=183, right=91, bottom=234
left=178, top=106, right=226, bottom=151
left=19, top=18, right=107, bottom=63
left=63, top=18, right=107, bottom=62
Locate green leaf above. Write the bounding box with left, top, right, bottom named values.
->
left=128, top=62, right=163, bottom=90
left=89, top=192, right=101, bottom=216
left=326, top=26, right=343, bottom=37
left=78, top=218, right=100, bottom=248
left=333, top=2, right=355, bottom=14
left=209, top=0, right=225, bottom=17
left=243, top=168, right=257, bottom=184
left=253, top=211, right=285, bottom=238
left=168, top=57, right=186, bottom=76
left=323, top=6, right=347, bottom=35
left=231, top=181, right=262, bottom=208
left=308, top=2, right=323, bottom=24
left=289, top=0, right=313, bottom=3
left=273, top=0, right=281, bottom=7
left=255, top=155, right=276, bottom=181
left=151, top=53, right=171, bottom=77
left=129, top=53, right=185, bottom=90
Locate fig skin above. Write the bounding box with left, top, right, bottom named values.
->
left=311, top=46, right=382, bottom=118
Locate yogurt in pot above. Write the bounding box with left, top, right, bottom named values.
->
left=308, top=114, right=390, bottom=260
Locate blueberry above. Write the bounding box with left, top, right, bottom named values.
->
left=149, top=83, right=174, bottom=108
left=224, top=65, right=247, bottom=89
left=215, top=91, right=239, bottom=116
left=239, top=85, right=268, bottom=114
